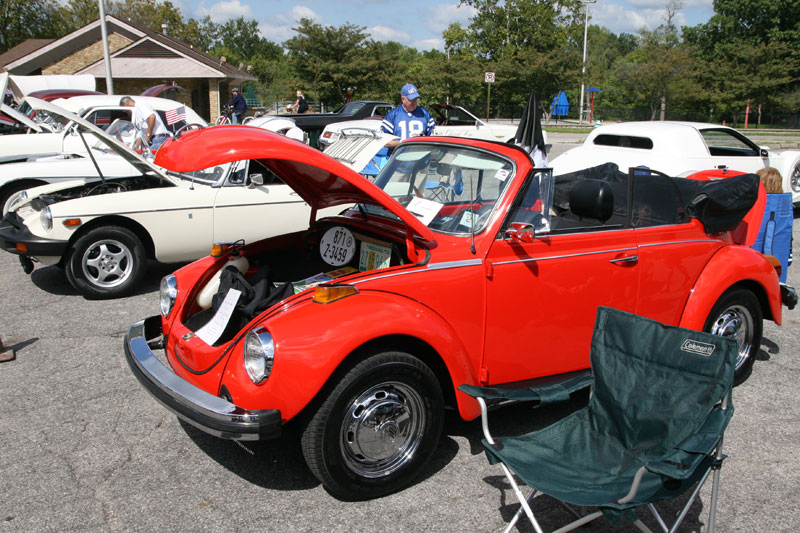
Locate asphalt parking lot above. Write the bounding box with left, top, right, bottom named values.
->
left=1, top=141, right=799, bottom=531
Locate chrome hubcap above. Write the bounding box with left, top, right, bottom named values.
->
left=81, top=239, right=134, bottom=288
left=791, top=164, right=800, bottom=194
left=709, top=305, right=754, bottom=371
left=341, top=381, right=425, bottom=478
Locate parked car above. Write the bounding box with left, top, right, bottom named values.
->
left=0, top=98, right=341, bottom=298
left=0, top=95, right=206, bottom=166
left=550, top=121, right=800, bottom=204
left=0, top=98, right=207, bottom=214
left=318, top=103, right=527, bottom=149
left=283, top=100, right=393, bottom=147
left=123, top=128, right=783, bottom=501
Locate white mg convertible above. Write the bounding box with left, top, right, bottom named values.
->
left=0, top=99, right=340, bottom=299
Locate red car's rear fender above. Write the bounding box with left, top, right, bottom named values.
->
left=222, top=290, right=483, bottom=422
left=679, top=245, right=782, bottom=329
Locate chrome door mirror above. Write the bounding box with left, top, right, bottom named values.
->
left=505, top=222, right=535, bottom=244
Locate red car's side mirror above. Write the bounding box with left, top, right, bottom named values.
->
left=505, top=222, right=535, bottom=244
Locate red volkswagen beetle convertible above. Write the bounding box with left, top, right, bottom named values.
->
left=125, top=127, right=783, bottom=499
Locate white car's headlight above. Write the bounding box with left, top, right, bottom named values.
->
left=40, top=206, right=52, bottom=231
left=4, top=190, right=27, bottom=214
left=160, top=275, right=178, bottom=317
left=244, top=327, right=274, bottom=384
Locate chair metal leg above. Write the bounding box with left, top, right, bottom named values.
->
left=646, top=503, right=669, bottom=532
left=707, top=436, right=725, bottom=533
left=501, top=463, right=544, bottom=533
left=551, top=511, right=603, bottom=533
left=633, top=519, right=655, bottom=533
left=668, top=468, right=712, bottom=533
left=506, top=487, right=538, bottom=533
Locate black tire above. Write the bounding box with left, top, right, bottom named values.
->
left=65, top=226, right=146, bottom=299
left=703, top=288, right=763, bottom=386
left=301, top=351, right=444, bottom=500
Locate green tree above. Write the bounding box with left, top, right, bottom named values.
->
left=285, top=18, right=374, bottom=106
left=59, top=0, right=100, bottom=34
left=459, top=0, right=583, bottom=60
left=108, top=0, right=185, bottom=35
left=0, top=0, right=63, bottom=53
left=683, top=0, right=800, bottom=119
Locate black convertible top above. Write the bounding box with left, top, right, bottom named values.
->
left=553, top=163, right=759, bottom=234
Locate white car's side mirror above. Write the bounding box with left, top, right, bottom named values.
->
left=249, top=173, right=264, bottom=187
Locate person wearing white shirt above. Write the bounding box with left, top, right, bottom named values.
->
left=119, top=96, right=170, bottom=149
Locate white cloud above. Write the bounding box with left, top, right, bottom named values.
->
left=253, top=6, right=324, bottom=44
left=425, top=3, right=477, bottom=34
left=590, top=2, right=687, bottom=34
left=258, top=21, right=297, bottom=44
left=195, top=0, right=254, bottom=23
left=291, top=5, right=322, bottom=23
left=369, top=26, right=411, bottom=43
left=414, top=38, right=444, bottom=51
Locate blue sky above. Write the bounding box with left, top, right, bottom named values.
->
left=176, top=0, right=715, bottom=51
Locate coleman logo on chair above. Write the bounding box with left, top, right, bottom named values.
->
left=681, top=339, right=716, bottom=357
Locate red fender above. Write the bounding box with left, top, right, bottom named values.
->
left=679, top=245, right=782, bottom=330
left=221, top=290, right=483, bottom=422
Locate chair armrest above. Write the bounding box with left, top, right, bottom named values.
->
left=459, top=372, right=593, bottom=447
left=646, top=405, right=733, bottom=480
left=459, top=372, right=592, bottom=406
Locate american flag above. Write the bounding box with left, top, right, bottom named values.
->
left=165, top=105, right=186, bottom=125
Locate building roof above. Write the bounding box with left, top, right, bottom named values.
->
left=1, top=16, right=255, bottom=82
left=0, top=40, right=55, bottom=72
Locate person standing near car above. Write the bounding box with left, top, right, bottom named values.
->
left=119, top=96, right=169, bottom=150
left=227, top=87, right=248, bottom=124
left=381, top=83, right=435, bottom=150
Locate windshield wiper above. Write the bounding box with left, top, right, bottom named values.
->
left=357, top=203, right=368, bottom=221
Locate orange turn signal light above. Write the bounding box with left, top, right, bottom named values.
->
left=764, top=254, right=782, bottom=277
left=211, top=243, right=234, bottom=257
left=62, top=218, right=82, bottom=227
left=15, top=243, right=27, bottom=253
left=312, top=284, right=358, bottom=304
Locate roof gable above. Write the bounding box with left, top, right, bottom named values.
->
left=2, top=15, right=254, bottom=81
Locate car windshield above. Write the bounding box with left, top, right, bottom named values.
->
left=336, top=102, right=367, bottom=115
left=365, top=143, right=516, bottom=235
left=430, top=105, right=479, bottom=126
left=82, top=119, right=228, bottom=183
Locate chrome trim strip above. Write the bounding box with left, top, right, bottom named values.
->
left=352, top=258, right=482, bottom=286
left=55, top=201, right=305, bottom=220
left=638, top=239, right=722, bottom=248
left=427, top=259, right=483, bottom=270
left=493, top=246, right=638, bottom=266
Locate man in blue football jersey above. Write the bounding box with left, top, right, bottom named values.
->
left=381, top=83, right=435, bottom=150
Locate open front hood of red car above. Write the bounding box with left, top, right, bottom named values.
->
left=155, top=125, right=437, bottom=243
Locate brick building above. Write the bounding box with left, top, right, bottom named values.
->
left=0, top=16, right=256, bottom=122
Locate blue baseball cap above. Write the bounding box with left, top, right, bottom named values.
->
left=401, top=83, right=420, bottom=100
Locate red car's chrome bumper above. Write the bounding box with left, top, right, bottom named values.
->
left=124, top=316, right=281, bottom=441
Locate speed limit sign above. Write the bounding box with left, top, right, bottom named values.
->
left=485, top=72, right=495, bottom=83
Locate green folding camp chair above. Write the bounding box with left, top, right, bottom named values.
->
left=459, top=306, right=738, bottom=533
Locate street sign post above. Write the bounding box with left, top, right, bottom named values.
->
left=485, top=72, right=495, bottom=122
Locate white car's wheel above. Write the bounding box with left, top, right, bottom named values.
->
left=788, top=161, right=800, bottom=196
left=66, top=226, right=147, bottom=299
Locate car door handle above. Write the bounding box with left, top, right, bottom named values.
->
left=609, top=255, right=638, bottom=264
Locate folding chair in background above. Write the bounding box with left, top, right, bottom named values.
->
left=459, top=307, right=738, bottom=533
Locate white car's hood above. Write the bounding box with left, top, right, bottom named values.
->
left=23, top=97, right=168, bottom=178
left=0, top=73, right=42, bottom=132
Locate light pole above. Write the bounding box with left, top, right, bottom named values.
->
left=578, top=0, right=596, bottom=124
